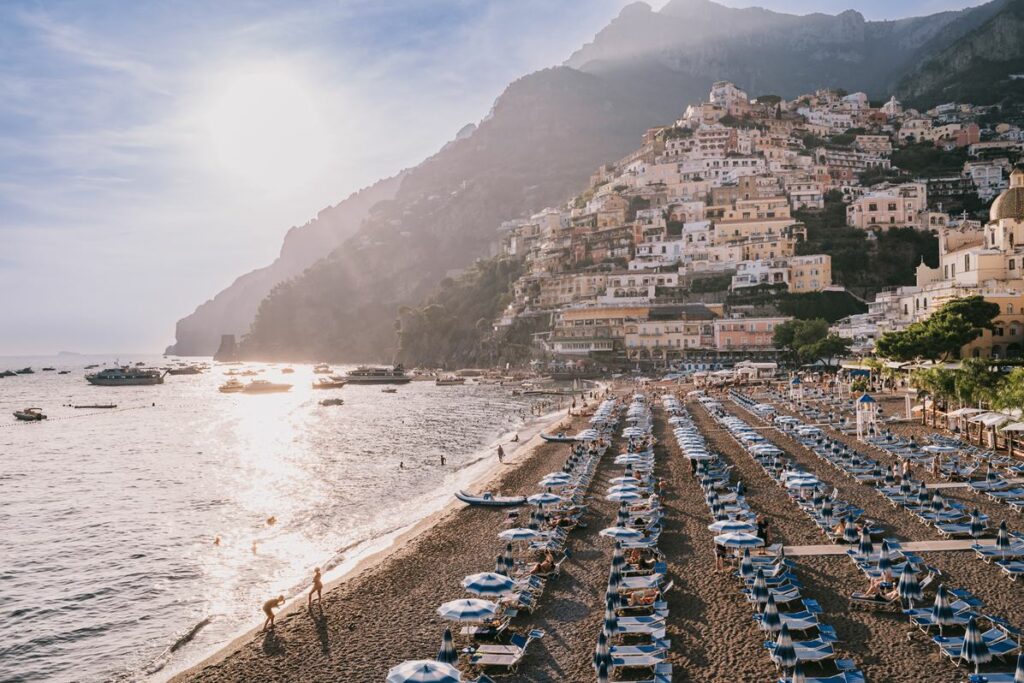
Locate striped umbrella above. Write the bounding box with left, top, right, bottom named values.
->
left=600, top=526, right=643, bottom=541
left=1014, top=650, right=1024, bottom=683
left=897, top=564, right=922, bottom=609
left=437, top=627, right=457, bottom=665
left=857, top=527, right=873, bottom=557
left=899, top=479, right=911, bottom=496
left=931, top=585, right=955, bottom=636
left=612, top=541, right=625, bottom=570
left=739, top=548, right=755, bottom=579
left=843, top=516, right=859, bottom=544
left=596, top=660, right=609, bottom=683
left=821, top=498, right=834, bottom=526
left=593, top=630, right=611, bottom=671
left=494, top=555, right=506, bottom=576
left=502, top=543, right=515, bottom=574
left=528, top=492, right=562, bottom=507
left=462, top=572, right=515, bottom=597
left=386, top=660, right=461, bottom=683
left=609, top=475, right=641, bottom=485
left=931, top=491, right=945, bottom=513
left=792, top=660, right=807, bottom=683
left=715, top=532, right=764, bottom=549
left=499, top=528, right=541, bottom=542
left=608, top=563, right=622, bottom=592
left=970, top=510, right=986, bottom=539
left=752, top=569, right=769, bottom=610
left=526, top=509, right=539, bottom=531
left=774, top=623, right=797, bottom=670
left=708, top=519, right=757, bottom=534
left=877, top=540, right=892, bottom=577
left=960, top=616, right=992, bottom=674
left=998, top=521, right=1011, bottom=557
left=607, top=490, right=643, bottom=502
left=761, top=594, right=782, bottom=633
left=603, top=598, right=618, bottom=637
left=606, top=580, right=620, bottom=610
left=437, top=599, right=498, bottom=623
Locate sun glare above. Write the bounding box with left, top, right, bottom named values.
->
left=204, top=65, right=332, bottom=194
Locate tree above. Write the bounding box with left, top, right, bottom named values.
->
left=911, top=367, right=957, bottom=426
left=955, top=357, right=1002, bottom=407
left=993, top=368, right=1024, bottom=412
left=773, top=318, right=846, bottom=365
left=876, top=296, right=1000, bottom=361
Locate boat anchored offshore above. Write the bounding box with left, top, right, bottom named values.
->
left=14, top=408, right=46, bottom=421
left=312, top=377, right=347, bottom=389
left=435, top=376, right=466, bottom=386
left=319, top=398, right=344, bottom=406
left=241, top=379, right=292, bottom=394
left=345, top=365, right=411, bottom=385
left=85, top=367, right=166, bottom=386
left=218, top=379, right=245, bottom=393
left=312, top=363, right=332, bottom=374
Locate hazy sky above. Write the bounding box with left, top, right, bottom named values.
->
left=0, top=0, right=984, bottom=355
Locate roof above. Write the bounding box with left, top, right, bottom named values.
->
left=990, top=168, right=1024, bottom=222
left=857, top=394, right=876, bottom=404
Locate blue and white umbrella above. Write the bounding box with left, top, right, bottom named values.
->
left=602, top=599, right=618, bottom=636
left=877, top=540, right=892, bottom=577
left=1014, top=650, right=1024, bottom=683
left=761, top=594, right=781, bottom=633
left=499, top=527, right=542, bottom=542
left=612, top=541, right=625, bottom=570
left=709, top=519, right=757, bottom=534
left=593, top=630, right=611, bottom=671
left=857, top=527, right=873, bottom=557
left=462, top=572, right=515, bottom=597
left=539, top=475, right=571, bottom=488
left=791, top=660, right=807, bottom=683
left=931, top=585, right=955, bottom=636
left=897, top=564, right=921, bottom=608
left=739, top=548, right=755, bottom=579
left=607, top=484, right=642, bottom=495
left=997, top=521, right=1011, bottom=557
left=609, top=476, right=641, bottom=485
left=502, top=543, right=515, bottom=574
left=386, top=660, right=462, bottom=683
left=751, top=569, right=769, bottom=610
left=596, top=660, right=609, bottom=683
left=715, top=532, right=764, bottom=549
left=960, top=616, right=992, bottom=674
left=607, top=490, right=643, bottom=502
left=773, top=623, right=797, bottom=670
left=970, top=510, right=986, bottom=539
left=437, top=627, right=457, bottom=665
left=437, top=599, right=498, bottom=623
left=527, top=492, right=562, bottom=507
left=600, top=526, right=643, bottom=542
left=494, top=554, right=506, bottom=576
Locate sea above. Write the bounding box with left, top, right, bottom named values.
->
left=0, top=355, right=567, bottom=682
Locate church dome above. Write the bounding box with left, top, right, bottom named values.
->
left=991, top=167, right=1024, bottom=222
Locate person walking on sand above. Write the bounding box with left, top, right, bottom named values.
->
left=262, top=595, right=285, bottom=631
left=308, top=567, right=323, bottom=608
left=497, top=444, right=505, bottom=463
left=440, top=454, right=446, bottom=466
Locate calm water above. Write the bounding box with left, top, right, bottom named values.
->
left=0, top=356, right=554, bottom=682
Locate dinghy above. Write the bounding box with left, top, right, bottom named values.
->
left=455, top=490, right=526, bottom=507
left=541, top=432, right=576, bottom=443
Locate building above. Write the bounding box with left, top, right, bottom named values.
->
left=788, top=254, right=832, bottom=293
left=846, top=183, right=928, bottom=230
left=713, top=316, right=789, bottom=355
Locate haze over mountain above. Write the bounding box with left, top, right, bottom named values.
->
left=168, top=0, right=1023, bottom=360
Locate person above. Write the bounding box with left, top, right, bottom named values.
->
left=399, top=461, right=404, bottom=470
left=213, top=535, right=221, bottom=546
left=901, top=460, right=912, bottom=481
left=863, top=575, right=898, bottom=601
left=512, top=434, right=519, bottom=443
left=833, top=517, right=847, bottom=538
left=262, top=595, right=285, bottom=631
left=308, top=567, right=323, bottom=607
left=530, top=551, right=555, bottom=575
left=714, top=543, right=728, bottom=571
left=497, top=445, right=505, bottom=463
left=756, top=516, right=771, bottom=544
left=440, top=454, right=446, bottom=466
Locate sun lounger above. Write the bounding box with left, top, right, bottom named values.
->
left=753, top=609, right=819, bottom=632
left=471, top=652, right=525, bottom=671
left=997, top=559, right=1024, bottom=580
left=765, top=639, right=835, bottom=664
left=973, top=543, right=1024, bottom=562
left=778, top=673, right=866, bottom=683
left=969, top=673, right=1024, bottom=682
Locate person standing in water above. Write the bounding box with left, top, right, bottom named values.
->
left=308, top=568, right=323, bottom=608
left=262, top=595, right=285, bottom=631
left=497, top=444, right=505, bottom=463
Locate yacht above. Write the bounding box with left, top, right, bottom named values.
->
left=167, top=365, right=203, bottom=375
left=313, top=363, right=332, bottom=374
left=218, top=379, right=245, bottom=393
left=345, top=365, right=411, bottom=384
left=435, top=375, right=466, bottom=386
left=241, top=379, right=292, bottom=394
left=14, top=407, right=46, bottom=421
left=313, top=377, right=347, bottom=389
left=86, top=367, right=166, bottom=386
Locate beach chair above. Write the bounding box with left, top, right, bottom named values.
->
left=997, top=559, right=1024, bottom=581
left=973, top=543, right=1024, bottom=563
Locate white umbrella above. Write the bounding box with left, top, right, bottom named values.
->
left=436, top=598, right=498, bottom=622
left=461, top=572, right=515, bottom=597
left=599, top=526, right=644, bottom=541
left=527, top=492, right=562, bottom=506
left=386, top=660, right=462, bottom=683
left=714, top=532, right=764, bottom=548
left=606, top=490, right=643, bottom=502
left=498, top=527, right=542, bottom=542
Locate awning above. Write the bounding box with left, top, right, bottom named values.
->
left=970, top=412, right=1012, bottom=427
left=1001, top=422, right=1024, bottom=433
left=946, top=408, right=985, bottom=418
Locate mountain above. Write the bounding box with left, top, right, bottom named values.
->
left=166, top=173, right=403, bottom=356
left=169, top=0, right=1013, bottom=361
left=896, top=0, right=1024, bottom=107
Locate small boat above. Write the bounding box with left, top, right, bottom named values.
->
left=241, top=380, right=292, bottom=394
left=167, top=365, right=203, bottom=375
left=541, top=432, right=577, bottom=443
left=313, top=377, right=347, bottom=389
left=455, top=490, right=526, bottom=507
left=16, top=367, right=34, bottom=374
left=42, top=367, right=56, bottom=371
left=58, top=370, right=70, bottom=375
left=0, top=370, right=16, bottom=377
left=381, top=387, right=398, bottom=394
left=319, top=398, right=345, bottom=406
left=313, top=363, right=332, bottom=374
left=435, top=376, right=466, bottom=386
left=84, top=364, right=99, bottom=369
left=14, top=408, right=46, bottom=421
left=218, top=379, right=245, bottom=393
left=281, top=368, right=295, bottom=374
left=73, top=404, right=117, bottom=409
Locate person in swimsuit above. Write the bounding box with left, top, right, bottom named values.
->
left=262, top=595, right=285, bottom=631
left=308, top=567, right=323, bottom=607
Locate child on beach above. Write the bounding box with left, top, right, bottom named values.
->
left=308, top=567, right=323, bottom=607
left=262, top=595, right=285, bottom=631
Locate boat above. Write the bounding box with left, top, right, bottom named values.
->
left=218, top=379, right=245, bottom=393
left=313, top=377, right=347, bottom=389
left=540, top=432, right=577, bottom=443
left=86, top=367, right=166, bottom=386
left=13, top=408, right=46, bottom=421
left=381, top=387, right=398, bottom=393
left=84, top=364, right=99, bottom=369
left=345, top=364, right=411, bottom=384
left=241, top=380, right=292, bottom=394
left=58, top=370, right=70, bottom=375
left=0, top=370, right=16, bottom=377
left=42, top=367, right=55, bottom=371
left=435, top=376, right=466, bottom=386
left=455, top=490, right=526, bottom=507
left=281, top=368, right=295, bottom=374
left=73, top=404, right=117, bottom=409
left=313, top=363, right=332, bottom=374
left=16, top=367, right=34, bottom=374
left=167, top=365, right=203, bottom=375
left=319, top=398, right=345, bottom=406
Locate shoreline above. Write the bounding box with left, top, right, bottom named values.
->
left=164, top=404, right=574, bottom=682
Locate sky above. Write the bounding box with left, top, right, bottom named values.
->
left=717, top=0, right=985, bottom=17
left=0, top=0, right=984, bottom=355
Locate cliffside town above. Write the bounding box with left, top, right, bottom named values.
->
left=487, top=81, right=1024, bottom=368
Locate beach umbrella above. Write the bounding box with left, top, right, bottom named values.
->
left=437, top=628, right=457, bottom=665
left=607, top=484, right=642, bottom=495
left=739, top=548, right=755, bottom=579
left=998, top=521, right=1011, bottom=557
left=437, top=599, right=498, bottom=623
left=1014, top=650, right=1024, bottom=683
left=897, top=564, right=922, bottom=609
left=857, top=527, right=873, bottom=557
left=792, top=661, right=807, bottom=683
left=502, top=543, right=514, bottom=574
left=607, top=490, right=642, bottom=502
left=462, top=572, right=515, bottom=597
left=494, top=554, right=506, bottom=576
left=708, top=519, right=757, bottom=534
left=603, top=598, right=618, bottom=637
left=970, top=510, right=986, bottom=539
left=616, top=504, right=630, bottom=525
left=715, top=532, right=764, bottom=549
left=751, top=569, right=769, bottom=610
left=843, top=517, right=859, bottom=544
left=917, top=488, right=930, bottom=506
left=527, top=492, right=562, bottom=507
left=499, top=527, right=541, bottom=542
left=899, top=479, right=912, bottom=496
left=820, top=498, right=834, bottom=526
left=593, top=630, right=611, bottom=672
left=600, top=526, right=643, bottom=541
left=774, top=623, right=797, bottom=670
left=931, top=491, right=945, bottom=513
left=596, top=660, right=609, bottom=683
left=609, top=475, right=640, bottom=485
left=931, top=585, right=955, bottom=636
left=960, top=616, right=992, bottom=674
left=386, top=660, right=461, bottom=683
left=539, top=475, right=570, bottom=488
left=877, top=540, right=892, bottom=577
left=761, top=594, right=782, bottom=633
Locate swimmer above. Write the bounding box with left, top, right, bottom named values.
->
left=213, top=535, right=221, bottom=546
left=308, top=567, right=323, bottom=607
left=266, top=516, right=277, bottom=526
left=252, top=541, right=259, bottom=554
left=262, top=595, right=285, bottom=631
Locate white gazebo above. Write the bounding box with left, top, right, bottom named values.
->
left=855, top=393, right=877, bottom=440
left=789, top=376, right=804, bottom=402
